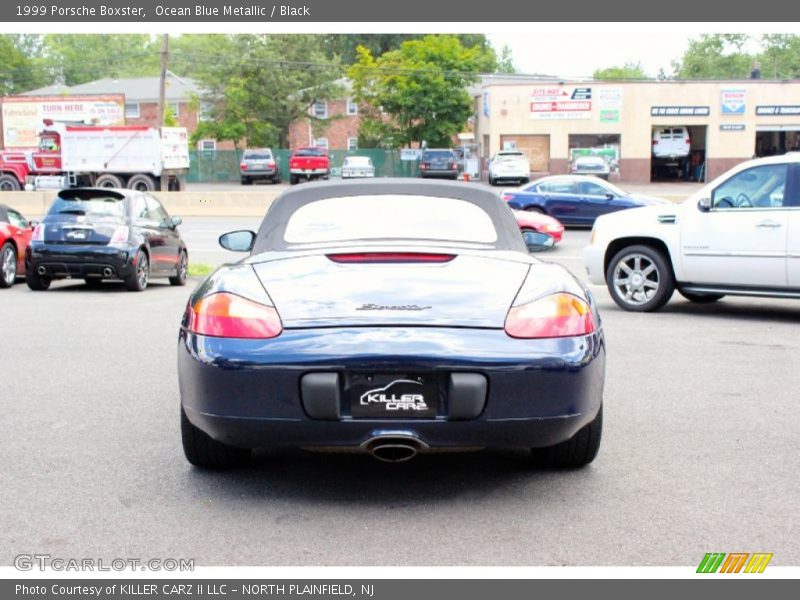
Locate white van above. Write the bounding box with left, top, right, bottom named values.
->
left=652, top=127, right=691, bottom=159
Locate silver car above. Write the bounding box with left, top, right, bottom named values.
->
left=341, top=156, right=375, bottom=179
left=571, top=155, right=611, bottom=180
left=240, top=148, right=281, bottom=185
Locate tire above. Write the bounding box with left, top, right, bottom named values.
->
left=181, top=406, right=251, bottom=470
left=488, top=177, right=496, bottom=186
left=127, top=173, right=156, bottom=192
left=0, top=174, right=22, bottom=192
left=240, top=176, right=252, bottom=185
left=289, top=175, right=299, bottom=185
left=26, top=270, right=51, bottom=291
left=532, top=404, right=603, bottom=468
left=521, top=178, right=530, bottom=185
left=606, top=244, right=675, bottom=312
left=271, top=175, right=281, bottom=184
left=679, top=289, right=724, bottom=303
left=95, top=173, right=125, bottom=188
left=1, top=242, right=17, bottom=287
left=125, top=249, right=149, bottom=292
left=169, top=251, right=188, bottom=286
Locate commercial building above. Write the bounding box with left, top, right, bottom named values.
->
left=475, top=77, right=800, bottom=183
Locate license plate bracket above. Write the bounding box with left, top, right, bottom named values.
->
left=346, top=373, right=439, bottom=418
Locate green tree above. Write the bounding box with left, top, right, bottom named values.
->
left=593, top=61, right=648, bottom=80
left=348, top=35, right=494, bottom=148
left=42, top=34, right=158, bottom=86
left=674, top=34, right=754, bottom=79
left=189, top=35, right=343, bottom=148
left=760, top=34, right=800, bottom=79
left=496, top=45, right=518, bottom=74
left=0, top=35, right=49, bottom=94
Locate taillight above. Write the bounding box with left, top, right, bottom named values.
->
left=327, top=252, right=455, bottom=264
left=420, top=163, right=428, bottom=170
left=240, top=162, right=247, bottom=170
left=188, top=292, right=282, bottom=339
left=267, top=161, right=276, bottom=168
left=32, top=224, right=44, bottom=241
left=451, top=162, right=458, bottom=169
left=109, top=225, right=129, bottom=245
left=652, top=140, right=659, bottom=145
left=501, top=193, right=513, bottom=201
left=686, top=137, right=691, bottom=145
left=505, top=293, right=595, bottom=339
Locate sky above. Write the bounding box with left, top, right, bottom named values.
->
left=487, top=32, right=695, bottom=79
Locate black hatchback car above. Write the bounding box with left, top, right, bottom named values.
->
left=26, top=188, right=188, bottom=292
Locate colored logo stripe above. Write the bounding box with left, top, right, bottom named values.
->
left=744, top=553, right=773, bottom=573
left=720, top=553, right=749, bottom=573
left=697, top=553, right=726, bottom=573
left=697, top=552, right=773, bottom=573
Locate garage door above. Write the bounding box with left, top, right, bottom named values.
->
left=500, top=135, right=550, bottom=172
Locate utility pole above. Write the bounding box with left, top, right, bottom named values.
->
left=158, top=34, right=169, bottom=127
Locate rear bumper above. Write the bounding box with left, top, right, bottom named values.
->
left=241, top=168, right=279, bottom=178
left=178, top=326, right=605, bottom=450
left=420, top=169, right=458, bottom=178
left=27, top=243, right=135, bottom=279
left=290, top=168, right=329, bottom=176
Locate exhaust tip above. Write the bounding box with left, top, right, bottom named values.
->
left=36, top=266, right=47, bottom=275
left=371, top=443, right=418, bottom=463
left=102, top=267, right=114, bottom=277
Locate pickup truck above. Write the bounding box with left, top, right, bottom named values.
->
left=288, top=147, right=330, bottom=185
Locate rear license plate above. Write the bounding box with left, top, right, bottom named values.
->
left=347, top=374, right=438, bottom=418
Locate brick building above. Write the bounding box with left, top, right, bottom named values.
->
left=288, top=97, right=365, bottom=151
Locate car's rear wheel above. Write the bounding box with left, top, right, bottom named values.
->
left=488, top=177, right=496, bottom=186
left=169, top=251, right=188, bottom=286
left=289, top=175, right=299, bottom=185
left=0, top=242, right=17, bottom=288
left=532, top=404, right=602, bottom=468
left=127, top=173, right=157, bottom=192
left=678, top=289, right=724, bottom=303
left=125, top=250, right=149, bottom=292
left=26, top=270, right=51, bottom=291
left=181, top=406, right=251, bottom=469
left=240, top=176, right=251, bottom=185
left=606, top=244, right=675, bottom=312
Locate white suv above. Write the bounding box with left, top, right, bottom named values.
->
left=583, top=154, right=799, bottom=312
left=488, top=151, right=530, bottom=185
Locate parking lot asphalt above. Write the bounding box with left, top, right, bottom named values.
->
left=2, top=227, right=799, bottom=567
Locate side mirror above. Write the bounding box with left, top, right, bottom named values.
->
left=219, top=230, right=256, bottom=252
left=523, top=230, right=555, bottom=252
left=28, top=220, right=39, bottom=229
left=605, top=193, right=615, bottom=200
left=698, top=196, right=711, bottom=212
left=170, top=216, right=183, bottom=228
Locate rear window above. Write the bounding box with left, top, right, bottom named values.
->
left=498, top=152, right=525, bottom=160
left=244, top=150, right=271, bottom=159
left=48, top=190, right=126, bottom=219
left=422, top=150, right=454, bottom=159
left=295, top=148, right=326, bottom=157
left=283, top=195, right=498, bottom=245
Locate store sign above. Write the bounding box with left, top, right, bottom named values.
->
left=756, top=105, right=800, bottom=116
left=721, top=89, right=746, bottom=115
left=531, top=87, right=592, bottom=120
left=597, top=87, right=622, bottom=123
left=651, top=106, right=710, bottom=117
left=720, top=124, right=746, bottom=132
left=400, top=148, right=422, bottom=161
left=1, top=94, right=125, bottom=148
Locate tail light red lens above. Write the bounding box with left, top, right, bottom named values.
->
left=267, top=161, right=276, bottom=168
left=505, top=293, right=595, bottom=339
left=32, top=224, right=44, bottom=241
left=327, top=252, right=455, bottom=264
left=188, top=292, right=282, bottom=339
left=451, top=162, right=458, bottom=169
left=109, top=225, right=129, bottom=245
left=240, top=163, right=247, bottom=170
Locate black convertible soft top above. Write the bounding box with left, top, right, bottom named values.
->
left=252, top=179, right=527, bottom=253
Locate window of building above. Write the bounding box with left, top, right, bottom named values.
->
left=347, top=137, right=358, bottom=151
left=312, top=102, right=328, bottom=119
left=347, top=99, right=358, bottom=116
left=124, top=102, right=140, bottom=119
left=198, top=102, right=213, bottom=122
left=168, top=102, right=180, bottom=117
left=198, top=139, right=217, bottom=152
left=314, top=138, right=329, bottom=149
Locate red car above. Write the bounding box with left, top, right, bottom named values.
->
left=513, top=209, right=564, bottom=244
left=0, top=204, right=35, bottom=288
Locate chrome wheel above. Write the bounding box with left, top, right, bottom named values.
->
left=1, top=245, right=17, bottom=286
left=612, top=253, right=660, bottom=307
left=137, top=254, right=149, bottom=289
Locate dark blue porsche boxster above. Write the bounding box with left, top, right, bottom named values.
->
left=501, top=175, right=670, bottom=226
left=178, top=180, right=605, bottom=469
